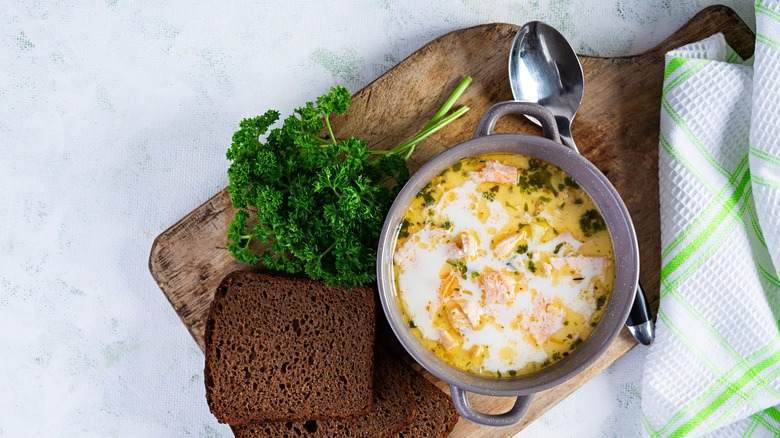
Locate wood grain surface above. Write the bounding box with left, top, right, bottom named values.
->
left=149, top=5, right=754, bottom=436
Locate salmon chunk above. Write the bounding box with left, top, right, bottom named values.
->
left=523, top=294, right=563, bottom=345
left=448, top=231, right=479, bottom=260
left=438, top=329, right=459, bottom=350
left=481, top=271, right=516, bottom=307
left=470, top=161, right=518, bottom=184
left=493, top=233, right=524, bottom=258
left=447, top=306, right=470, bottom=332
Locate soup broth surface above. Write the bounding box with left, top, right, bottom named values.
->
left=392, top=153, right=614, bottom=378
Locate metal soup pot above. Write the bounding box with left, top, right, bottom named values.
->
left=376, top=102, right=639, bottom=427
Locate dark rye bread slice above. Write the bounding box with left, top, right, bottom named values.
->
left=231, top=349, right=416, bottom=438
left=396, top=361, right=459, bottom=438
left=204, top=271, right=376, bottom=425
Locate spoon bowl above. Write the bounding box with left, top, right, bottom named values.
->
left=508, top=21, right=584, bottom=151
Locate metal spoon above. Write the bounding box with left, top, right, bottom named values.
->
left=508, top=21, right=655, bottom=345
left=508, top=21, right=583, bottom=151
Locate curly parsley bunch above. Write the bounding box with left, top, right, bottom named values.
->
left=226, top=78, right=471, bottom=288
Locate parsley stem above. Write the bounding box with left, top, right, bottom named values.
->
left=397, top=106, right=470, bottom=159
left=367, top=76, right=471, bottom=160
left=320, top=241, right=336, bottom=258
left=323, top=114, right=336, bottom=144
left=422, top=76, right=472, bottom=131
left=367, top=106, right=469, bottom=158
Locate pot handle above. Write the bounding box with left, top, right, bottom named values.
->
left=450, top=385, right=534, bottom=427
left=473, top=101, right=561, bottom=144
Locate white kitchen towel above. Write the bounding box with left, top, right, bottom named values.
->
left=641, top=2, right=780, bottom=436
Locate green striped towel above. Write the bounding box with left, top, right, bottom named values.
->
left=641, top=2, right=780, bottom=437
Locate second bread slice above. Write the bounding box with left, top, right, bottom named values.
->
left=232, top=349, right=416, bottom=437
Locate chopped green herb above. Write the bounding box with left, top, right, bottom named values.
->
left=517, top=158, right=563, bottom=196
left=524, top=203, right=529, bottom=212
left=470, top=271, right=480, bottom=278
left=574, top=198, right=584, bottom=205
left=563, top=320, right=569, bottom=326
left=553, top=243, right=564, bottom=254
left=452, top=162, right=462, bottom=172
left=579, top=209, right=606, bottom=237
left=496, top=370, right=502, bottom=377
left=481, top=191, right=495, bottom=201
left=528, top=260, right=536, bottom=273
left=420, top=192, right=435, bottom=206
left=408, top=320, right=416, bottom=328
left=447, top=260, right=468, bottom=279
left=516, top=244, right=528, bottom=254
left=539, top=196, right=551, bottom=203
left=398, top=219, right=411, bottom=238
left=517, top=175, right=529, bottom=190
left=529, top=169, right=553, bottom=191
left=528, top=158, right=543, bottom=171
left=508, top=370, right=517, bottom=377
left=558, top=183, right=565, bottom=191
left=552, top=352, right=561, bottom=361
left=564, top=176, right=580, bottom=189
left=596, top=295, right=607, bottom=310
left=570, top=338, right=583, bottom=350
left=441, top=220, right=453, bottom=229
left=542, top=360, right=551, bottom=367
left=559, top=202, right=566, bottom=209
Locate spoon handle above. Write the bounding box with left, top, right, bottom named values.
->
left=555, top=117, right=580, bottom=153
left=627, top=283, right=655, bottom=345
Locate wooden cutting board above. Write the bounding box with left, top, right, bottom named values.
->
left=149, top=6, right=753, bottom=436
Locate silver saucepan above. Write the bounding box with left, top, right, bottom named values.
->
left=377, top=101, right=639, bottom=427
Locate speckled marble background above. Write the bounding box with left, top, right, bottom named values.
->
left=0, top=1, right=755, bottom=437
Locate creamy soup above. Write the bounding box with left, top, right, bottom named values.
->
left=392, top=153, right=614, bottom=378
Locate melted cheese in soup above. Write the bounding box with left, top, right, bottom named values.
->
left=392, top=153, right=614, bottom=378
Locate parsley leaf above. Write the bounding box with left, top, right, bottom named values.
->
left=226, top=78, right=471, bottom=288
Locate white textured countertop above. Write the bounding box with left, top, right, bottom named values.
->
left=0, top=1, right=755, bottom=436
